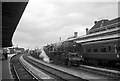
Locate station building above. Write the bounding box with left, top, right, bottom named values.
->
left=67, top=17, right=120, bottom=63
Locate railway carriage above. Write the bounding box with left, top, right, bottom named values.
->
left=81, top=37, right=120, bottom=65
left=74, top=17, right=120, bottom=65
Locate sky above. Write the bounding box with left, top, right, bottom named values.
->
left=12, top=0, right=119, bottom=49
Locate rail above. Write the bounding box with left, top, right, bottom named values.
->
left=22, top=55, right=87, bottom=81
left=19, top=59, right=40, bottom=81
left=27, top=56, right=120, bottom=80
left=12, top=64, right=20, bottom=81
left=10, top=54, right=39, bottom=81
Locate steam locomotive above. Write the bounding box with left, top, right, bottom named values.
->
left=43, top=41, right=84, bottom=66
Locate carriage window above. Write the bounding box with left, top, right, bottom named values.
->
left=108, top=46, right=111, bottom=52
left=94, top=49, right=98, bottom=52
left=87, top=49, right=91, bottom=52
left=101, top=48, right=106, bottom=52
left=84, top=49, right=86, bottom=52
left=117, top=47, right=120, bottom=52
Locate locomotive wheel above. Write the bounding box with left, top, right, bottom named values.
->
left=107, top=61, right=116, bottom=66
left=76, top=64, right=79, bottom=67
left=75, top=61, right=80, bottom=67
left=65, top=59, right=70, bottom=66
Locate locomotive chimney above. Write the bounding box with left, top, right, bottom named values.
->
left=86, top=28, right=89, bottom=35
left=74, top=32, right=78, bottom=38
left=94, top=21, right=98, bottom=24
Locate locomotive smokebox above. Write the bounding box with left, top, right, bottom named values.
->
left=74, top=32, right=78, bottom=38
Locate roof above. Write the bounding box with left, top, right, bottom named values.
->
left=76, top=33, right=119, bottom=44
left=77, top=27, right=119, bottom=40
left=66, top=17, right=120, bottom=43
left=2, top=1, right=28, bottom=47
left=89, top=17, right=120, bottom=34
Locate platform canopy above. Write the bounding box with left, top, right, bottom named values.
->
left=1, top=0, right=29, bottom=47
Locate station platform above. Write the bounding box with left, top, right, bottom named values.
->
left=0, top=55, right=13, bottom=81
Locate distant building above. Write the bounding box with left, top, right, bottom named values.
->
left=14, top=47, right=25, bottom=54
left=9, top=48, right=14, bottom=54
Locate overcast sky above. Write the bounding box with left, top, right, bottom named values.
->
left=12, top=0, right=119, bottom=49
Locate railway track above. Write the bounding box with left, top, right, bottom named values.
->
left=51, top=61, right=120, bottom=80
left=73, top=64, right=120, bottom=79
left=22, top=55, right=87, bottom=81
left=25, top=55, right=120, bottom=81
left=10, top=54, right=39, bottom=81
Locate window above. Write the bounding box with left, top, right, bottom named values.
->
left=101, top=48, right=106, bottom=52
left=87, top=49, right=91, bottom=52
left=118, top=24, right=120, bottom=28
left=108, top=46, right=111, bottom=52
left=100, top=28, right=106, bottom=32
left=84, top=49, right=86, bottom=52
left=117, top=47, right=120, bottom=53
left=94, top=49, right=98, bottom=52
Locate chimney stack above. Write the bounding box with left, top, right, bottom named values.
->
left=74, top=32, right=78, bottom=38
left=94, top=21, right=97, bottom=24
left=86, top=28, right=89, bottom=35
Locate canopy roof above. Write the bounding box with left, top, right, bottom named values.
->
left=2, top=2, right=28, bottom=47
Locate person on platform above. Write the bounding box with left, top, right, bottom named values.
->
left=4, top=52, right=8, bottom=60
left=3, top=48, right=8, bottom=60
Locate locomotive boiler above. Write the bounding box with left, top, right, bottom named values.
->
left=43, top=41, right=84, bottom=66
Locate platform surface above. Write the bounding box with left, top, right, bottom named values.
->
left=0, top=54, right=14, bottom=81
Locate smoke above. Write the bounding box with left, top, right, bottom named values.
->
left=39, top=50, right=50, bottom=63
left=43, top=57, right=50, bottom=63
